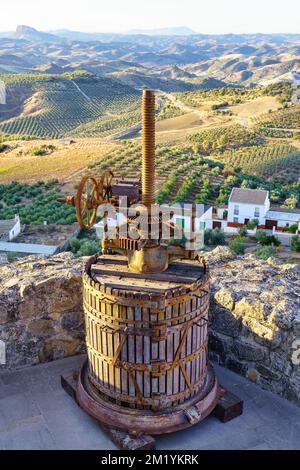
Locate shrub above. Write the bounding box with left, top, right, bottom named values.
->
left=76, top=240, right=99, bottom=257
left=69, top=237, right=81, bottom=253
left=223, top=167, right=236, bottom=177
left=168, top=236, right=187, bottom=247
left=205, top=228, right=225, bottom=246
left=246, top=219, right=259, bottom=230
left=282, top=195, right=298, bottom=209
left=283, top=223, right=298, bottom=234
left=255, top=246, right=276, bottom=260
left=291, top=235, right=300, bottom=252
left=32, top=147, right=47, bottom=156
left=260, top=235, right=281, bottom=247
left=255, top=229, right=267, bottom=243
left=0, top=144, right=9, bottom=153
left=238, top=226, right=248, bottom=237
left=229, top=236, right=248, bottom=255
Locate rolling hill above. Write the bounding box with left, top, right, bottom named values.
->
left=0, top=72, right=140, bottom=138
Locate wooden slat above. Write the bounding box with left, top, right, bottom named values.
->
left=102, top=303, right=109, bottom=387
left=84, top=255, right=210, bottom=411
left=166, top=304, right=173, bottom=399
left=120, top=305, right=128, bottom=397
left=186, top=298, right=192, bottom=397
left=127, top=305, right=136, bottom=405
left=93, top=279, right=179, bottom=294
left=107, top=303, right=114, bottom=391
left=113, top=303, right=120, bottom=394
left=135, top=306, right=143, bottom=409
left=143, top=306, right=151, bottom=400
left=191, top=296, right=197, bottom=390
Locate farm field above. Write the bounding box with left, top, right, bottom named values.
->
left=156, top=112, right=203, bottom=132
left=227, top=96, right=281, bottom=119
left=211, top=143, right=300, bottom=181
left=0, top=139, right=299, bottom=226
left=154, top=85, right=289, bottom=144
left=0, top=72, right=140, bottom=139
left=0, top=138, right=117, bottom=183
left=253, top=104, right=300, bottom=137
left=0, top=78, right=299, bottom=226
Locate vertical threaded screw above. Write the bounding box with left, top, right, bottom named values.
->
left=142, top=89, right=155, bottom=208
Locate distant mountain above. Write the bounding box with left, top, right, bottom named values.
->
left=0, top=26, right=299, bottom=88
left=128, top=27, right=197, bottom=36
left=15, top=25, right=61, bottom=42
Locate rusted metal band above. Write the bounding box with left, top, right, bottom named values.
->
left=88, top=370, right=207, bottom=409
left=86, top=337, right=208, bottom=373
left=83, top=254, right=210, bottom=301
left=83, top=279, right=210, bottom=310
left=83, top=298, right=209, bottom=329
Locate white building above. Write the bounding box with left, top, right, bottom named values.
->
left=93, top=188, right=300, bottom=248
left=227, top=188, right=270, bottom=227
left=0, top=215, right=21, bottom=241
left=172, top=188, right=300, bottom=244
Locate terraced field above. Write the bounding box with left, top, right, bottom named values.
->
left=188, top=125, right=263, bottom=153
left=211, top=143, right=300, bottom=181
left=253, top=104, right=300, bottom=137
left=84, top=142, right=300, bottom=207
left=175, top=82, right=292, bottom=109
left=0, top=73, right=140, bottom=139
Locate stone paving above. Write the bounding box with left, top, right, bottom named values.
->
left=0, top=355, right=299, bottom=450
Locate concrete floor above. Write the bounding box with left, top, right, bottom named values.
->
left=0, top=355, right=299, bottom=450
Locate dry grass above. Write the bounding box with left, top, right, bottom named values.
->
left=0, top=138, right=117, bottom=183
left=229, top=96, right=281, bottom=119
left=156, top=112, right=203, bottom=132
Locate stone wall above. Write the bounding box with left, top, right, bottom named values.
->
left=0, top=248, right=299, bottom=406
left=206, top=246, right=300, bottom=406
left=0, top=253, right=85, bottom=368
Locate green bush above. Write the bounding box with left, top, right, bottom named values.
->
left=0, top=144, right=9, bottom=153
left=281, top=223, right=298, bottom=234
left=204, top=228, right=225, bottom=246
left=260, top=235, right=281, bottom=247
left=32, top=147, right=47, bottom=156
left=255, top=246, right=276, bottom=260
left=69, top=237, right=81, bottom=253
left=238, top=226, right=248, bottom=237
left=76, top=240, right=99, bottom=257
left=291, top=235, right=300, bottom=252
left=246, top=219, right=259, bottom=230
left=255, top=229, right=267, bottom=243
left=229, top=236, right=248, bottom=255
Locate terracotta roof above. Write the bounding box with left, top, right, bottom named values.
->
left=229, top=188, right=268, bottom=205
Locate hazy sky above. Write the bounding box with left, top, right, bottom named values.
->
left=1, top=0, right=299, bottom=34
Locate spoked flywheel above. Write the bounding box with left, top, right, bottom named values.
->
left=76, top=176, right=101, bottom=229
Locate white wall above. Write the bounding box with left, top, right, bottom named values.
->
left=267, top=210, right=300, bottom=229
left=173, top=207, right=213, bottom=232
left=228, top=201, right=267, bottom=225
left=9, top=215, right=21, bottom=241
